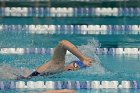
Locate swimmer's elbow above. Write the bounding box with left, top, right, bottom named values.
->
left=59, top=40, right=69, bottom=45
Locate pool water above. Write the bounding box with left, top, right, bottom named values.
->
left=1, top=1, right=140, bottom=93
left=1, top=51, right=140, bottom=81
left=0, top=36, right=140, bottom=92
left=0, top=32, right=140, bottom=92
left=0, top=32, right=140, bottom=48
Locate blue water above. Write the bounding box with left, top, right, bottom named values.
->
left=1, top=17, right=140, bottom=25
left=1, top=2, right=140, bottom=93
left=0, top=34, right=140, bottom=81
left=0, top=32, right=140, bottom=92
left=1, top=32, right=140, bottom=48
left=1, top=53, right=140, bottom=81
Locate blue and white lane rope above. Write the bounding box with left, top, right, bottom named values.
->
left=0, top=7, right=140, bottom=17
left=0, top=48, right=140, bottom=55
left=0, top=81, right=139, bottom=89
left=0, top=25, right=140, bottom=35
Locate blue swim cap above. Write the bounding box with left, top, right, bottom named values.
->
left=75, top=60, right=87, bottom=69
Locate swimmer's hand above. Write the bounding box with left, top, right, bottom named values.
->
left=82, top=57, right=94, bottom=67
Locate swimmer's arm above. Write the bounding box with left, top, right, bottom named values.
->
left=40, top=89, right=76, bottom=93
left=16, top=61, right=56, bottom=80
left=36, top=60, right=55, bottom=73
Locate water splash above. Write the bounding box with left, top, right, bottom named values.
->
left=65, top=38, right=107, bottom=75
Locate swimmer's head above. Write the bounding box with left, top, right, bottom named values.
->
left=64, top=60, right=87, bottom=71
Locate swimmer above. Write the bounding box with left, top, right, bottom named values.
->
left=41, top=89, right=76, bottom=93
left=17, top=40, right=94, bottom=79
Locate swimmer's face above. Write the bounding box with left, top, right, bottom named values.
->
left=64, top=61, right=80, bottom=71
